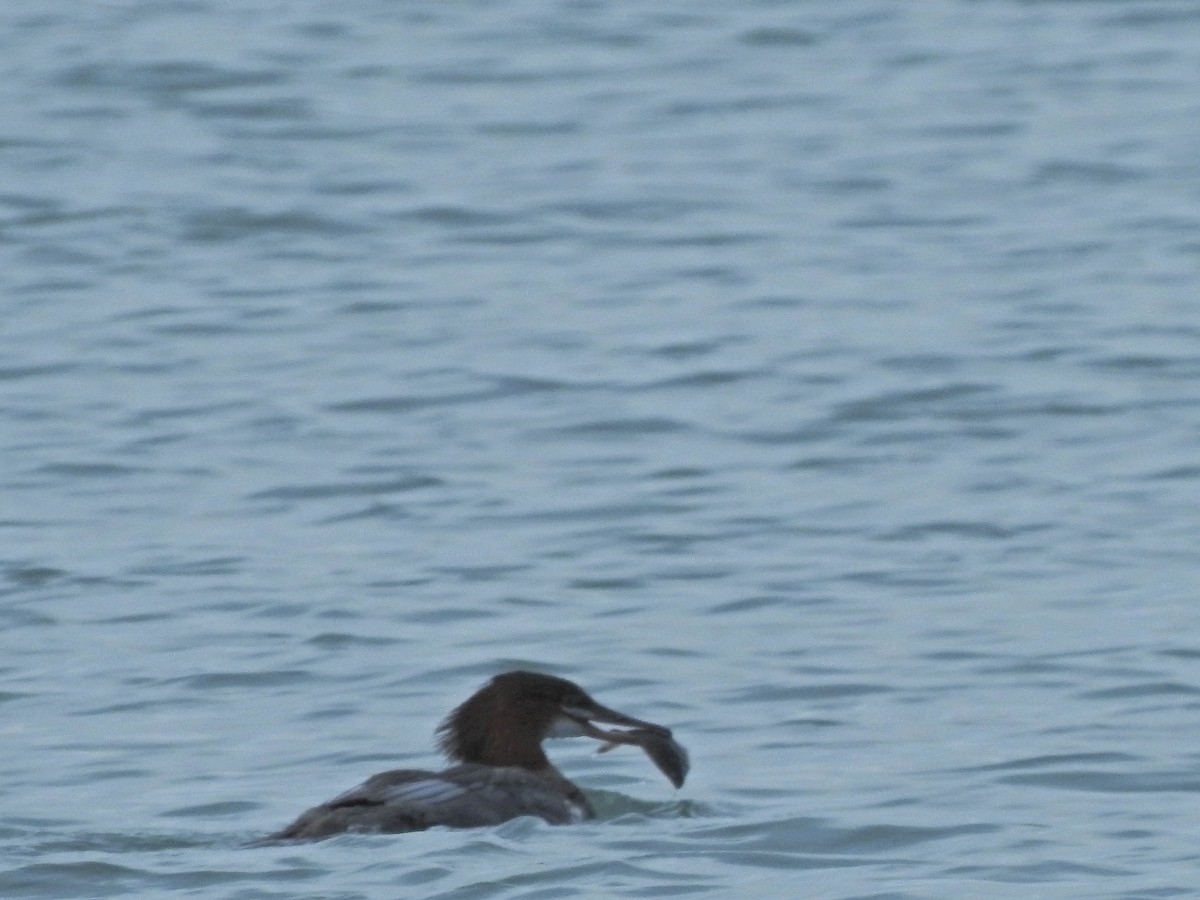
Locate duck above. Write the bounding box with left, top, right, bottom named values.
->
left=260, top=670, right=688, bottom=841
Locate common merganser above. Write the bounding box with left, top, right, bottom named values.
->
left=260, top=671, right=688, bottom=841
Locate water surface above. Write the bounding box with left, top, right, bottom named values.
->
left=3, top=0, right=1200, bottom=897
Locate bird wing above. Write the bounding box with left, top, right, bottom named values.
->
left=265, top=764, right=584, bottom=840
left=326, top=768, right=472, bottom=809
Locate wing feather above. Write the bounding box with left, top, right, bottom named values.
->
left=263, top=764, right=586, bottom=841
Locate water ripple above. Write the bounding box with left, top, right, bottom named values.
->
left=6, top=0, right=1200, bottom=896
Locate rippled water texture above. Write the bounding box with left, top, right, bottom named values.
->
left=4, top=0, right=1200, bottom=897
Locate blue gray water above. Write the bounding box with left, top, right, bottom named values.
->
left=4, top=0, right=1200, bottom=896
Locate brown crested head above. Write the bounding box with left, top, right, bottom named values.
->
left=436, top=671, right=595, bottom=769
